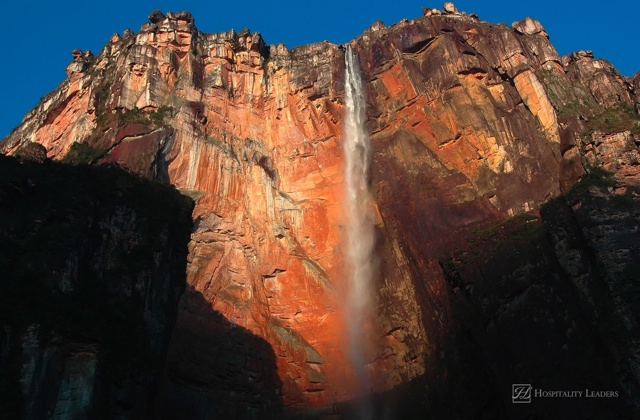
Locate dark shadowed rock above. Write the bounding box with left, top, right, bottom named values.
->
left=571, top=49, right=595, bottom=61
left=148, top=9, right=165, bottom=23
left=167, top=10, right=193, bottom=24
left=633, top=71, right=640, bottom=112
left=13, top=142, right=47, bottom=163
left=0, top=155, right=194, bottom=419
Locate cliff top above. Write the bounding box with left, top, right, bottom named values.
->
left=2, top=1, right=639, bottom=140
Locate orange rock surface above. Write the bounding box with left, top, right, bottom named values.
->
left=3, top=7, right=639, bottom=416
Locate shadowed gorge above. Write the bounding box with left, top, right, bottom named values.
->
left=2, top=2, right=640, bottom=418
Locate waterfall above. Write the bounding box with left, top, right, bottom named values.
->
left=343, top=45, right=376, bottom=414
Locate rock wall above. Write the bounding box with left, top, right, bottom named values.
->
left=436, top=174, right=640, bottom=419
left=0, top=155, right=193, bottom=418
left=2, top=4, right=639, bottom=416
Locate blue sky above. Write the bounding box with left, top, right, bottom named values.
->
left=1, top=0, right=638, bottom=139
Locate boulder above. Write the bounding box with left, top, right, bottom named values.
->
left=65, top=61, right=86, bottom=77
left=511, top=17, right=548, bottom=37
left=148, top=9, right=165, bottom=23
left=167, top=10, right=194, bottom=24
left=571, top=49, right=595, bottom=61
left=443, top=2, right=458, bottom=13
left=71, top=49, right=82, bottom=60
left=14, top=142, right=47, bottom=163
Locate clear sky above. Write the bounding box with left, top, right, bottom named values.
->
left=1, top=0, right=638, bottom=139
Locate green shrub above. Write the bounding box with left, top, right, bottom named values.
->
left=149, top=105, right=173, bottom=125
left=578, top=163, right=617, bottom=188
left=586, top=102, right=640, bottom=134
left=93, top=105, right=174, bottom=131
left=117, top=106, right=174, bottom=127
left=61, top=142, right=105, bottom=165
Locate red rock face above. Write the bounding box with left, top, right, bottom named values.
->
left=3, top=7, right=639, bottom=416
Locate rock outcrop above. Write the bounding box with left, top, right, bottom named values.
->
left=512, top=16, right=548, bottom=37
left=437, top=174, right=640, bottom=418
left=0, top=155, right=193, bottom=418
left=2, top=3, right=639, bottom=417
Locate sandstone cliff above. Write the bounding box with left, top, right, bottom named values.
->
left=2, top=4, right=639, bottom=418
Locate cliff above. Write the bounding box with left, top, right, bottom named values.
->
left=0, top=155, right=194, bottom=418
left=437, top=172, right=640, bottom=418
left=1, top=3, right=639, bottom=418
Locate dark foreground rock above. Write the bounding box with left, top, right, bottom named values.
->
left=0, top=155, right=193, bottom=419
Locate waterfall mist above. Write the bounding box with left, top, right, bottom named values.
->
left=343, top=46, right=377, bottom=418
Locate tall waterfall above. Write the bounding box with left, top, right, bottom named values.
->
left=343, top=45, right=376, bottom=412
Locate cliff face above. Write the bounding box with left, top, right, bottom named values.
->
left=0, top=155, right=193, bottom=418
left=438, top=176, right=640, bottom=419
left=2, top=5, right=640, bottom=417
